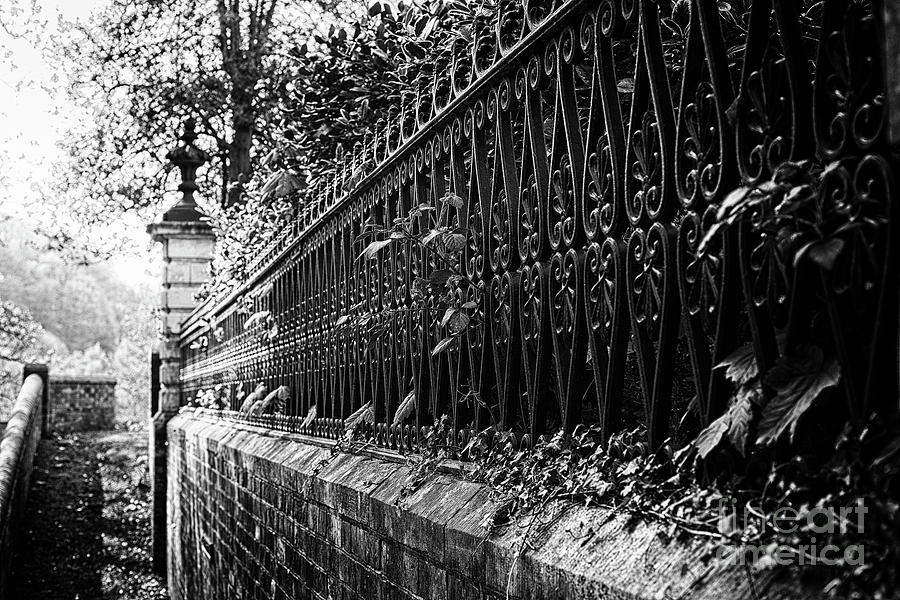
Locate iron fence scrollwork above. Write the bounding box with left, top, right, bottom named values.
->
left=179, top=0, right=899, bottom=457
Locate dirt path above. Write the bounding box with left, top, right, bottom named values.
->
left=10, top=431, right=169, bottom=599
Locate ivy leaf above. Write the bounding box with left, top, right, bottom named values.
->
left=440, top=308, right=469, bottom=333
left=422, top=228, right=444, bottom=245
left=444, top=233, right=467, bottom=253
left=775, top=183, right=815, bottom=215
left=773, top=160, right=811, bottom=184
left=616, top=77, right=635, bottom=93
left=440, top=308, right=455, bottom=327
left=716, top=342, right=758, bottom=386
left=715, top=186, right=752, bottom=223
left=260, top=170, right=304, bottom=201
left=697, top=221, right=725, bottom=256
left=440, top=192, right=464, bottom=208
left=392, top=390, right=416, bottom=426
left=429, top=269, right=452, bottom=285
left=757, top=345, right=840, bottom=446
left=402, top=41, right=426, bottom=60
left=449, top=311, right=469, bottom=334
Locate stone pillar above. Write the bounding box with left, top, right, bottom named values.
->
left=884, top=2, right=900, bottom=146
left=146, top=118, right=213, bottom=577
left=883, top=5, right=900, bottom=405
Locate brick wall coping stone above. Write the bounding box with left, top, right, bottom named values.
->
left=168, top=408, right=813, bottom=600
left=0, top=374, right=44, bottom=595
left=0, top=374, right=42, bottom=524
left=50, top=375, right=117, bottom=384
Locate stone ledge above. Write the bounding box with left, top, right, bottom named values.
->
left=167, top=410, right=811, bottom=600
left=50, top=375, right=117, bottom=384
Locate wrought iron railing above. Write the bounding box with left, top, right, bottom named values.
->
left=179, top=0, right=897, bottom=453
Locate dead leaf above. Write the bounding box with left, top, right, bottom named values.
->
left=345, top=400, right=374, bottom=430
left=359, top=239, right=392, bottom=261
left=301, top=404, right=317, bottom=431
left=392, top=390, right=416, bottom=426
left=431, top=337, right=454, bottom=356
left=244, top=311, right=271, bottom=330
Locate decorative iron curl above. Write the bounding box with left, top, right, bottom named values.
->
left=514, top=66, right=528, bottom=101
left=549, top=153, right=576, bottom=250
left=597, top=0, right=622, bottom=38
left=473, top=11, right=498, bottom=76
left=489, top=189, right=511, bottom=273
left=543, top=37, right=559, bottom=78
left=452, top=38, right=473, bottom=95
left=497, top=0, right=526, bottom=55
left=465, top=196, right=485, bottom=281
left=526, top=54, right=543, bottom=90
left=627, top=110, right=663, bottom=225
left=524, top=0, right=556, bottom=31
left=518, top=174, right=541, bottom=263
left=559, top=25, right=577, bottom=64
left=678, top=208, right=722, bottom=337
left=497, top=77, right=514, bottom=111
left=677, top=81, right=722, bottom=209
left=579, top=11, right=594, bottom=53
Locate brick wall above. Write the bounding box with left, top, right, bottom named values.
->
left=167, top=410, right=803, bottom=600
left=0, top=373, right=44, bottom=596
left=48, top=376, right=116, bottom=432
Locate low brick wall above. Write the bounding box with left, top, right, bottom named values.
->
left=168, top=410, right=807, bottom=600
left=0, top=373, right=44, bottom=596
left=48, top=376, right=116, bottom=432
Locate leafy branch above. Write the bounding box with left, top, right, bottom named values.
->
left=344, top=191, right=479, bottom=356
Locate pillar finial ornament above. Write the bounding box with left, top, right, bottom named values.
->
left=163, top=118, right=209, bottom=222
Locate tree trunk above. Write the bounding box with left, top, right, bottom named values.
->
left=217, top=0, right=276, bottom=209
left=226, top=112, right=254, bottom=207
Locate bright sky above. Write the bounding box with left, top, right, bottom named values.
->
left=0, top=0, right=156, bottom=289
